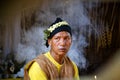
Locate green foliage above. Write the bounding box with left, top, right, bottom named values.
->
left=43, top=29, right=51, bottom=41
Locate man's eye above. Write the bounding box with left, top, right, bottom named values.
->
left=54, top=37, right=59, bottom=40
left=65, top=37, right=70, bottom=40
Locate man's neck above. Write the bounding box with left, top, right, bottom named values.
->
left=50, top=51, right=64, bottom=64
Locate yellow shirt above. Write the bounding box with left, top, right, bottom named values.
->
left=28, top=52, right=80, bottom=80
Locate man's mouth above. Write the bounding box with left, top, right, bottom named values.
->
left=59, top=47, right=66, bottom=51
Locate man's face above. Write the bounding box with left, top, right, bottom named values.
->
left=48, top=31, right=72, bottom=56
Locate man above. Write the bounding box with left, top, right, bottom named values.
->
left=24, top=18, right=80, bottom=80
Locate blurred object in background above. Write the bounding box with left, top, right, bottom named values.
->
left=97, top=49, right=120, bottom=80
left=80, top=49, right=120, bottom=80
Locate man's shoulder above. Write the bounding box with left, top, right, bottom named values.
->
left=24, top=53, right=46, bottom=70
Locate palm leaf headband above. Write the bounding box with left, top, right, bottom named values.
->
left=44, top=21, right=69, bottom=41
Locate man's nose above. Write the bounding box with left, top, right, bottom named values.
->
left=60, top=39, right=66, bottom=45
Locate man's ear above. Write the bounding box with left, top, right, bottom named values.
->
left=48, top=39, right=51, bottom=46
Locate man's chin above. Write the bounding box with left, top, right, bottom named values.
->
left=58, top=51, right=67, bottom=56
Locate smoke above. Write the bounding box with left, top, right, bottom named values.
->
left=68, top=35, right=89, bottom=69
left=15, top=27, right=48, bottom=63
left=15, top=0, right=91, bottom=76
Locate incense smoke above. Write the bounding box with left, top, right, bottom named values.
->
left=15, top=0, right=92, bottom=77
